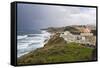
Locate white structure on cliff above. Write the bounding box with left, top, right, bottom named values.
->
left=80, top=26, right=93, bottom=36
left=60, top=31, right=86, bottom=43
left=60, top=30, right=95, bottom=46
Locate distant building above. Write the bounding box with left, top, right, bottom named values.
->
left=60, top=31, right=86, bottom=43
left=60, top=26, right=96, bottom=46
left=80, top=26, right=93, bottom=36
left=81, top=27, right=91, bottom=33
left=80, top=33, right=93, bottom=36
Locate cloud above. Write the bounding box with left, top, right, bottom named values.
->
left=17, top=3, right=96, bottom=30
left=68, top=8, right=96, bottom=25
left=37, top=5, right=96, bottom=26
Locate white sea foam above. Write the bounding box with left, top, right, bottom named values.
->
left=17, top=30, right=51, bottom=58
left=17, top=35, right=27, bottom=39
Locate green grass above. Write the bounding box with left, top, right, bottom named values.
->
left=17, top=36, right=95, bottom=65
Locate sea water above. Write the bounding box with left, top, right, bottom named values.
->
left=17, top=30, right=51, bottom=58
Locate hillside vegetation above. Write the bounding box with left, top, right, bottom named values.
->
left=17, top=33, right=95, bottom=65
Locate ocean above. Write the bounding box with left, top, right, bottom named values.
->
left=17, top=30, right=51, bottom=58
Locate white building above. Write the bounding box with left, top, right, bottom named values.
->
left=80, top=33, right=93, bottom=36
left=60, top=31, right=86, bottom=43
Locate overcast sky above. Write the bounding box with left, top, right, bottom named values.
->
left=17, top=3, right=96, bottom=31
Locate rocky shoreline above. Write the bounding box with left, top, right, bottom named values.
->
left=17, top=32, right=96, bottom=65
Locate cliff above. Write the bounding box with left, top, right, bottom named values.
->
left=17, top=33, right=95, bottom=65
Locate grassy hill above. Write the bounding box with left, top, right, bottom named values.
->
left=17, top=33, right=95, bottom=65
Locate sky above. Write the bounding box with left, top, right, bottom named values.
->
left=17, top=3, right=96, bottom=31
